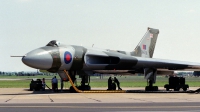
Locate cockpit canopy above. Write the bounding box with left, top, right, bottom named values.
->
left=46, top=40, right=61, bottom=47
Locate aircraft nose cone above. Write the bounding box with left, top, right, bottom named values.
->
left=22, top=49, right=53, bottom=69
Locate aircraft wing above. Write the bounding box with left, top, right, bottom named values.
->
left=134, top=57, right=200, bottom=71
left=91, top=56, right=200, bottom=77
left=84, top=51, right=200, bottom=72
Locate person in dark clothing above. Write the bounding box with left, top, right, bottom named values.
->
left=42, top=78, right=45, bottom=91
left=114, top=77, right=122, bottom=90
left=52, top=76, right=58, bottom=92
left=107, top=77, right=112, bottom=90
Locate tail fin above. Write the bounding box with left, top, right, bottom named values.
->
left=132, top=27, right=159, bottom=58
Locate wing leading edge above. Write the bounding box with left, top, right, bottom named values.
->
left=84, top=47, right=200, bottom=71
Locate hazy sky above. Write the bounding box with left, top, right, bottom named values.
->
left=1, top=0, right=200, bottom=72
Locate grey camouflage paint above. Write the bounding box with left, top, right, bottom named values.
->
left=132, top=27, right=159, bottom=58
left=70, top=45, right=87, bottom=70
left=40, top=46, right=62, bottom=72
left=22, top=28, right=200, bottom=75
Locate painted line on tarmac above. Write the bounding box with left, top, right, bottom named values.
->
left=48, top=95, right=54, bottom=102
left=4, top=94, right=18, bottom=103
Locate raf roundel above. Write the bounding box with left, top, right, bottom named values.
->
left=64, top=51, right=72, bottom=64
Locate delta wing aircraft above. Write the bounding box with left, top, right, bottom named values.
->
left=21, top=28, right=200, bottom=91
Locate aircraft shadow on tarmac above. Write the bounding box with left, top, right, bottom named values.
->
left=1, top=88, right=200, bottom=96
left=0, top=89, right=71, bottom=96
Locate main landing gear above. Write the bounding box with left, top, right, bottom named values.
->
left=69, top=74, right=91, bottom=93
left=78, top=75, right=91, bottom=91
left=145, top=79, right=158, bottom=91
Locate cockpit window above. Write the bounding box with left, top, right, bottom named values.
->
left=46, top=40, right=60, bottom=47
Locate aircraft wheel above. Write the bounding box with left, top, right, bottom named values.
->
left=183, top=88, right=187, bottom=91
left=153, top=86, right=158, bottom=91
left=145, top=86, right=150, bottom=91
left=69, top=86, right=76, bottom=93
left=84, top=85, right=91, bottom=90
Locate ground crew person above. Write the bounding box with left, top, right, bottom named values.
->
left=51, top=77, right=54, bottom=92
left=52, top=76, right=58, bottom=92
left=60, top=78, right=63, bottom=92
left=107, top=77, right=112, bottom=90
left=42, top=78, right=45, bottom=91
left=114, top=77, right=122, bottom=90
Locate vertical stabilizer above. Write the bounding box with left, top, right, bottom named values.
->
left=132, top=27, right=159, bottom=58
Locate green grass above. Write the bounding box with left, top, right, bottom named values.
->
left=0, top=75, right=54, bottom=79
left=0, top=76, right=200, bottom=88
left=0, top=75, right=200, bottom=88
left=0, top=80, right=30, bottom=88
